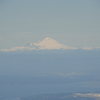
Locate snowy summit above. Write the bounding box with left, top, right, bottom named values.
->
left=31, top=37, right=73, bottom=50
left=1, top=37, right=97, bottom=52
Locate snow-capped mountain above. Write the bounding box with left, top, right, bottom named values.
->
left=30, top=37, right=75, bottom=50
left=0, top=37, right=76, bottom=52
left=0, top=37, right=99, bottom=52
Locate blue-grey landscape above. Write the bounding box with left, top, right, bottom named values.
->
left=0, top=50, right=100, bottom=100
left=0, top=0, right=100, bottom=100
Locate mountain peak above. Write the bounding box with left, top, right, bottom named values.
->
left=0, top=37, right=77, bottom=52
left=43, top=37, right=53, bottom=40
left=40, top=37, right=59, bottom=44
left=32, top=37, right=73, bottom=50
left=40, top=37, right=60, bottom=43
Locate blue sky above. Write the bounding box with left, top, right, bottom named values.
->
left=0, top=0, right=100, bottom=49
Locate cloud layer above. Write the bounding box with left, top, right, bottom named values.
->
left=74, top=93, right=100, bottom=99
left=0, top=37, right=100, bottom=52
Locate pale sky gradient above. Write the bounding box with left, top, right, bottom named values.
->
left=0, top=0, right=100, bottom=49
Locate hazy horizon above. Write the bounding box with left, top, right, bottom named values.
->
left=0, top=0, right=100, bottom=49
left=0, top=0, right=100, bottom=100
